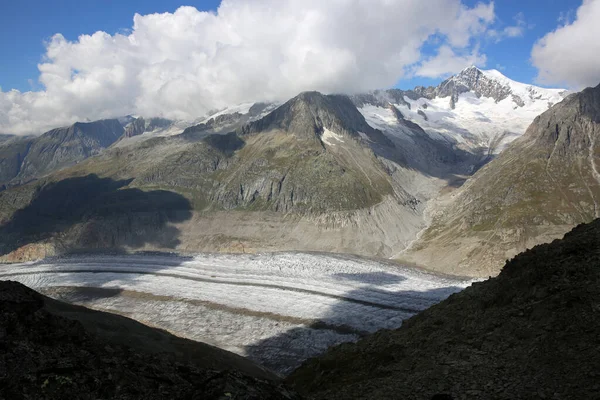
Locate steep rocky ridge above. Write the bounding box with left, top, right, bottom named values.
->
left=0, top=280, right=298, bottom=399
left=0, top=119, right=124, bottom=189
left=403, top=83, right=600, bottom=277
left=0, top=137, right=34, bottom=190
left=289, top=219, right=600, bottom=399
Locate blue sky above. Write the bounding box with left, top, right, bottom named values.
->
left=400, top=0, right=583, bottom=89
left=0, top=0, right=582, bottom=92
left=0, top=0, right=217, bottom=91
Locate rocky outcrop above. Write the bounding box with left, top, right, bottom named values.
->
left=289, top=219, right=600, bottom=399
left=124, top=117, right=173, bottom=138
left=124, top=117, right=146, bottom=137
left=0, top=280, right=298, bottom=399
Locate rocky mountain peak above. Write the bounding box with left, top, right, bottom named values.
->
left=437, top=65, right=513, bottom=106
left=241, top=91, right=394, bottom=147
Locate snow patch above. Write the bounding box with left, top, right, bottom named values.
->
left=202, top=102, right=255, bottom=122
left=321, top=127, right=345, bottom=146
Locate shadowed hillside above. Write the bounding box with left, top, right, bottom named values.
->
left=0, top=174, right=192, bottom=261
left=289, top=219, right=600, bottom=399
left=0, top=280, right=298, bottom=399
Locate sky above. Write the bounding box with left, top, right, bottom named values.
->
left=0, top=0, right=598, bottom=135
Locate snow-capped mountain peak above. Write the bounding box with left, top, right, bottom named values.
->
left=353, top=67, right=569, bottom=157
left=434, top=66, right=565, bottom=108
left=438, top=65, right=566, bottom=108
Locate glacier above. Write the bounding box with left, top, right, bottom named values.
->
left=0, top=252, right=473, bottom=374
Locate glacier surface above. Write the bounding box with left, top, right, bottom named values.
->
left=0, top=252, right=473, bottom=374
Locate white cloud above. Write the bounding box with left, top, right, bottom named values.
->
left=532, top=0, right=600, bottom=89
left=414, top=45, right=487, bottom=78
left=503, top=12, right=526, bottom=38
left=487, top=11, right=526, bottom=42
left=558, top=9, right=575, bottom=25
left=0, top=0, right=497, bottom=135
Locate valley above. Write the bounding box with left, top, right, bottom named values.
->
left=0, top=252, right=472, bottom=375
left=3, top=1, right=600, bottom=397
left=2, top=65, right=599, bottom=397
left=0, top=67, right=579, bottom=278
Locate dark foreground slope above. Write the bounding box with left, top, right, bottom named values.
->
left=0, top=280, right=299, bottom=400
left=289, top=220, right=600, bottom=399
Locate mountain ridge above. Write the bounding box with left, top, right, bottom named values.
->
left=402, top=81, right=600, bottom=276
left=0, top=119, right=124, bottom=189
left=0, top=71, right=583, bottom=276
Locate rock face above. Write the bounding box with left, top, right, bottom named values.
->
left=0, top=119, right=124, bottom=188
left=124, top=117, right=146, bottom=137
left=0, top=137, right=34, bottom=188
left=0, top=280, right=298, bottom=399
left=436, top=65, right=513, bottom=105
left=403, top=83, right=600, bottom=277
left=288, top=219, right=600, bottom=399
left=124, top=117, right=173, bottom=138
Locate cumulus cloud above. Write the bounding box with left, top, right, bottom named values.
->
left=414, top=46, right=487, bottom=78
left=532, top=0, right=600, bottom=89
left=1, top=0, right=497, bottom=135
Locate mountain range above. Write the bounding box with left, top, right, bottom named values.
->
left=2, top=66, right=596, bottom=279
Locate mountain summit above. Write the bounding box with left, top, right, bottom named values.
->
left=354, top=66, right=568, bottom=157
left=416, top=65, right=567, bottom=109
left=241, top=91, right=393, bottom=147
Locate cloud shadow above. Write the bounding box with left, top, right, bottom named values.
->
left=244, top=271, right=463, bottom=375
left=0, top=174, right=193, bottom=257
